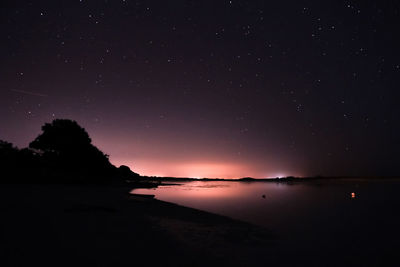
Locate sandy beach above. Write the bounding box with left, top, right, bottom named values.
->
left=0, top=184, right=275, bottom=266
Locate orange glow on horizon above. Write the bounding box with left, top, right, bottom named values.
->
left=110, top=158, right=277, bottom=179
left=94, top=134, right=302, bottom=179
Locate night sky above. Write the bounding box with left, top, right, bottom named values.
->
left=1, top=1, right=400, bottom=178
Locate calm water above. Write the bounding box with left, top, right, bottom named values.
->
left=132, top=179, right=400, bottom=257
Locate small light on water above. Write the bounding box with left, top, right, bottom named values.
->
left=351, top=192, right=356, bottom=199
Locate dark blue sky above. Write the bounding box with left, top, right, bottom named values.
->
left=1, top=1, right=400, bottom=177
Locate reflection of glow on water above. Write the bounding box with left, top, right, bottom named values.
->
left=351, top=192, right=356, bottom=199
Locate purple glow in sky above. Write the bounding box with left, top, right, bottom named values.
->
left=1, top=1, right=400, bottom=178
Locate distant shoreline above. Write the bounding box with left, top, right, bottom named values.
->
left=138, top=175, right=400, bottom=183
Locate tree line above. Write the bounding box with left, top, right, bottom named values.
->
left=0, top=119, right=139, bottom=183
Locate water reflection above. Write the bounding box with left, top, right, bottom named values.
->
left=132, top=179, right=400, bottom=262
left=133, top=179, right=400, bottom=243
left=132, top=181, right=299, bottom=227
left=132, top=180, right=359, bottom=230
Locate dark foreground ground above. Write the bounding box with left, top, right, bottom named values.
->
left=0, top=184, right=275, bottom=267
left=0, top=183, right=398, bottom=267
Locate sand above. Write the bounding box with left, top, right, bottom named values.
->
left=0, top=184, right=275, bottom=266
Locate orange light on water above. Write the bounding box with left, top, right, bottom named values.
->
left=351, top=192, right=356, bottom=199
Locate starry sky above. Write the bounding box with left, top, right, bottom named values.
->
left=1, top=1, right=400, bottom=178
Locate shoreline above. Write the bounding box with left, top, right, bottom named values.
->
left=1, top=181, right=399, bottom=266
left=0, top=183, right=275, bottom=266
left=138, top=176, right=400, bottom=185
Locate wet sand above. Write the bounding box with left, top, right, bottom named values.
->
left=0, top=184, right=274, bottom=266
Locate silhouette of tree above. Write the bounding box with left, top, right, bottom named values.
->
left=29, top=119, right=116, bottom=181
left=30, top=119, right=92, bottom=154
left=0, top=120, right=141, bottom=184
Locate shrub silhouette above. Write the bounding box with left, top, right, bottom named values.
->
left=0, top=141, right=41, bottom=182
left=0, top=140, right=18, bottom=160
left=118, top=165, right=140, bottom=179
left=0, top=140, right=19, bottom=180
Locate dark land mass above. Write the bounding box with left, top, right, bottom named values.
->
left=0, top=184, right=276, bottom=267
left=0, top=119, right=141, bottom=185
